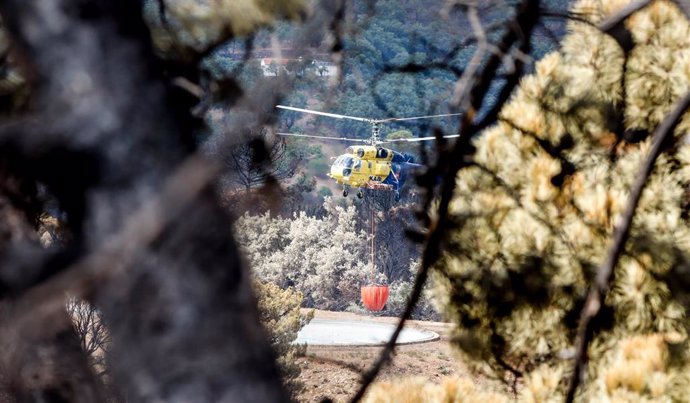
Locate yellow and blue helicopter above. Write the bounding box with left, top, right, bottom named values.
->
left=276, top=105, right=461, bottom=201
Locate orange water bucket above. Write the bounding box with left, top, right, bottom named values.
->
left=361, top=285, right=389, bottom=311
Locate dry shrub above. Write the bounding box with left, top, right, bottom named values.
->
left=254, top=280, right=313, bottom=398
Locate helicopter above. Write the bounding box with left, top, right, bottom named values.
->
left=276, top=105, right=462, bottom=201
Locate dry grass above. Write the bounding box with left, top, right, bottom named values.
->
left=295, top=310, right=503, bottom=402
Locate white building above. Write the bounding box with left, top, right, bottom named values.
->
left=259, top=58, right=337, bottom=77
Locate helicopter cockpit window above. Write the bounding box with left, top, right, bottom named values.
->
left=353, top=160, right=362, bottom=170
left=335, top=156, right=354, bottom=168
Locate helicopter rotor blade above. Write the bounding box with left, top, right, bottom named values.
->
left=277, top=132, right=370, bottom=143
left=377, top=112, right=464, bottom=123
left=378, top=134, right=460, bottom=143
left=277, top=105, right=371, bottom=122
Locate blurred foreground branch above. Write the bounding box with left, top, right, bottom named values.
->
left=0, top=1, right=289, bottom=401
left=565, top=91, right=690, bottom=402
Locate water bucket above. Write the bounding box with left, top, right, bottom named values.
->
left=361, top=284, right=389, bottom=311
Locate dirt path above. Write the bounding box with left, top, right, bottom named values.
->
left=295, top=310, right=504, bottom=402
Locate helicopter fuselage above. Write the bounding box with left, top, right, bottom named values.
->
left=328, top=145, right=417, bottom=196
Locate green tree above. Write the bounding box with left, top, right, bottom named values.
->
left=317, top=186, right=332, bottom=198
left=383, top=130, right=416, bottom=155
left=278, top=92, right=308, bottom=130
left=282, top=172, right=317, bottom=215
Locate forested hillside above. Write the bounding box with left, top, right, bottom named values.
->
left=203, top=0, right=574, bottom=324
left=190, top=0, right=573, bottom=142
left=207, top=0, right=573, bottom=144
